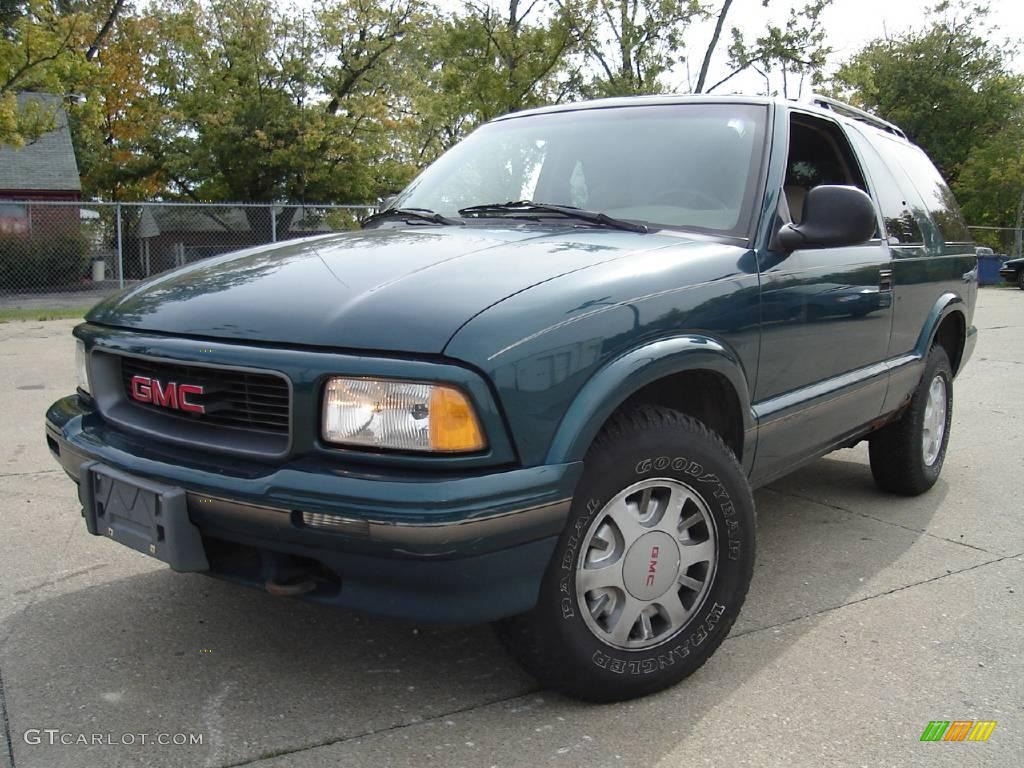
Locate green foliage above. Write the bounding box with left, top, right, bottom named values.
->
left=404, top=0, right=584, bottom=161
left=833, top=1, right=1024, bottom=252
left=833, top=2, right=1024, bottom=183
left=0, top=231, right=89, bottom=289
left=0, top=0, right=1018, bottom=251
left=578, top=0, right=704, bottom=97
left=707, top=0, right=832, bottom=97
left=958, top=121, right=1024, bottom=254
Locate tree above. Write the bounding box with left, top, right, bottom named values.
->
left=131, top=0, right=420, bottom=211
left=957, top=120, right=1024, bottom=255
left=693, top=0, right=832, bottom=97
left=68, top=6, right=168, bottom=200
left=573, top=0, right=704, bottom=96
left=0, top=0, right=92, bottom=145
left=832, top=1, right=1024, bottom=185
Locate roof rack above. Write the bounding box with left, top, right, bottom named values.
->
left=806, top=94, right=907, bottom=139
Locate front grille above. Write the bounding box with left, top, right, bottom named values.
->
left=120, top=356, right=290, bottom=435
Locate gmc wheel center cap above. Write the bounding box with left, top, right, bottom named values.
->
left=622, top=531, right=681, bottom=601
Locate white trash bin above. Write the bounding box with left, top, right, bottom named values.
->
left=91, top=258, right=106, bottom=282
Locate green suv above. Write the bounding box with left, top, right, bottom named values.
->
left=46, top=95, right=977, bottom=702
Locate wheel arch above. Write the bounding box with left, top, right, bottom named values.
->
left=543, top=336, right=755, bottom=471
left=916, top=293, right=967, bottom=375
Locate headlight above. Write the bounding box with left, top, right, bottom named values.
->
left=322, top=377, right=486, bottom=453
left=75, top=339, right=91, bottom=395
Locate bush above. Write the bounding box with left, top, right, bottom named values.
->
left=0, top=232, right=90, bottom=291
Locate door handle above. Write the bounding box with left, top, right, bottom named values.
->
left=879, top=268, right=893, bottom=292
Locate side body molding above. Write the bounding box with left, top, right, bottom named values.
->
left=543, top=336, right=756, bottom=473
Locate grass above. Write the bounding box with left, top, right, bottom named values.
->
left=0, top=307, right=86, bottom=323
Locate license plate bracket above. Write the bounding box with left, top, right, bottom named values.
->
left=79, top=461, right=209, bottom=572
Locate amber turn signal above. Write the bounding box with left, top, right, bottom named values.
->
left=428, top=385, right=486, bottom=452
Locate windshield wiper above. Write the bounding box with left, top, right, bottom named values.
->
left=362, top=207, right=462, bottom=228
left=458, top=201, right=649, bottom=234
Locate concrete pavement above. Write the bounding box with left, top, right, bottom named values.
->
left=0, top=289, right=1021, bottom=768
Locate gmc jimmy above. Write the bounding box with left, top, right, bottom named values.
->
left=46, top=95, right=977, bottom=702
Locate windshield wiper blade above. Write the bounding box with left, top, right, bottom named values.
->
left=458, top=201, right=648, bottom=234
left=362, top=207, right=462, bottom=228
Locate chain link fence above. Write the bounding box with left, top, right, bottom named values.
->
left=2, top=201, right=1019, bottom=313
left=0, top=201, right=376, bottom=310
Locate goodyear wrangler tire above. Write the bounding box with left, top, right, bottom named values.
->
left=868, top=346, right=953, bottom=496
left=495, top=406, right=755, bottom=702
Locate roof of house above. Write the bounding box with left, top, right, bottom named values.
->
left=0, top=93, right=81, bottom=193
left=137, top=206, right=337, bottom=238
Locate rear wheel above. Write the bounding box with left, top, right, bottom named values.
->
left=1017, top=270, right=1024, bottom=290
left=869, top=346, right=953, bottom=496
left=495, top=406, right=755, bottom=702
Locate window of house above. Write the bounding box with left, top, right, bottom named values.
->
left=0, top=203, right=29, bottom=235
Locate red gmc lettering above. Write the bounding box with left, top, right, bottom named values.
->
left=177, top=384, right=205, bottom=413
left=130, top=375, right=152, bottom=403
left=152, top=380, right=176, bottom=408
left=645, top=546, right=660, bottom=586
left=129, top=375, right=205, bottom=414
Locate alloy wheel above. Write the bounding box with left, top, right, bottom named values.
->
left=576, top=478, right=718, bottom=650
left=921, top=374, right=948, bottom=467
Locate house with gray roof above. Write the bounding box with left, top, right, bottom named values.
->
left=0, top=93, right=81, bottom=236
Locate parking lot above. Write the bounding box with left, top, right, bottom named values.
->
left=1, top=288, right=1021, bottom=768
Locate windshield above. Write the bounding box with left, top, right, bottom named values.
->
left=392, top=103, right=768, bottom=236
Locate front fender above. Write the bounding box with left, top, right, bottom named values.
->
left=543, top=335, right=756, bottom=471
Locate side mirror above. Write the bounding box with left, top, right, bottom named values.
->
left=777, top=185, right=877, bottom=252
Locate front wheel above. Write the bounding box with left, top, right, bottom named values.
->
left=495, top=406, right=755, bottom=702
left=869, top=346, right=953, bottom=496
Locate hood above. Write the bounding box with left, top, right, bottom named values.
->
left=87, top=226, right=683, bottom=353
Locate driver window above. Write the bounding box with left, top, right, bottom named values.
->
left=784, top=115, right=869, bottom=224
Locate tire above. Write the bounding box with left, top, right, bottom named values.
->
left=868, top=346, right=953, bottom=496
left=495, top=406, right=756, bottom=702
left=1017, top=271, right=1024, bottom=290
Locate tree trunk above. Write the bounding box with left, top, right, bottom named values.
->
left=87, top=0, right=128, bottom=60
left=1015, top=187, right=1024, bottom=259
left=695, top=0, right=733, bottom=93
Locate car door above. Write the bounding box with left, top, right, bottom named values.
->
left=751, top=110, right=893, bottom=484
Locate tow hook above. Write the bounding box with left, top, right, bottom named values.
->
left=261, top=552, right=321, bottom=596
left=264, top=574, right=318, bottom=597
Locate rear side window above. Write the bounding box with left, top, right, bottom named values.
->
left=846, top=128, right=925, bottom=245
left=871, top=134, right=971, bottom=244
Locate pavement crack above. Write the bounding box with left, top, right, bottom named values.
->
left=762, top=487, right=999, bottom=555
left=0, top=663, right=15, bottom=768
left=10, top=564, right=110, bottom=597
left=203, top=681, right=237, bottom=768
left=729, top=553, right=1019, bottom=641
left=0, top=470, right=61, bottom=479
left=217, top=687, right=541, bottom=768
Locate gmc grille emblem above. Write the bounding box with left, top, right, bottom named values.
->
left=130, top=375, right=205, bottom=414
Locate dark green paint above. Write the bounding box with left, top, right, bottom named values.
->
left=48, top=96, right=978, bottom=622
